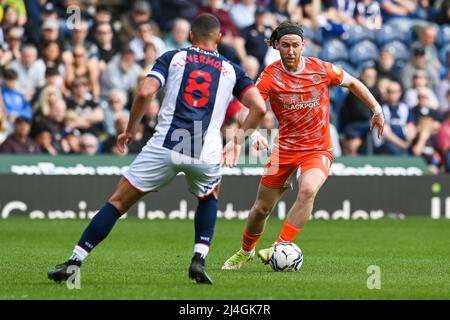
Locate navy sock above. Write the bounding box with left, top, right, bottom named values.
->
left=78, top=202, right=121, bottom=252
left=194, top=197, right=218, bottom=258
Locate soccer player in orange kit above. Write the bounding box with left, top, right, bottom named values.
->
left=222, top=21, right=385, bottom=270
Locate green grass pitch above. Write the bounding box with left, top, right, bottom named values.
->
left=1, top=217, right=450, bottom=299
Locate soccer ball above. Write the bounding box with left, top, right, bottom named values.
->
left=268, top=242, right=303, bottom=272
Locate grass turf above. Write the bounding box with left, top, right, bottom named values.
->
left=0, top=217, right=449, bottom=299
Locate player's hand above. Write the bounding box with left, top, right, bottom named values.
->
left=116, top=131, right=134, bottom=154
left=250, top=131, right=269, bottom=151
left=221, top=140, right=242, bottom=168
left=371, top=113, right=385, bottom=140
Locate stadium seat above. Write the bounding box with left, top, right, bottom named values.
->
left=333, top=60, right=358, bottom=77
left=437, top=24, right=450, bottom=49
left=382, top=41, right=410, bottom=63
left=319, top=39, right=349, bottom=62
left=375, top=24, right=407, bottom=47
left=341, top=25, right=375, bottom=47
left=349, top=40, right=379, bottom=66
left=303, top=44, right=320, bottom=58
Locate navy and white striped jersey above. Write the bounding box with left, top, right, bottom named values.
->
left=147, top=46, right=254, bottom=164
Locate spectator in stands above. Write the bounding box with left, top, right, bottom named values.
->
left=411, top=115, right=442, bottom=174
left=1, top=2, right=26, bottom=29
left=31, top=97, right=68, bottom=153
left=8, top=44, right=46, bottom=101
left=230, top=0, right=257, bottom=31
left=1, top=26, right=24, bottom=65
left=1, top=68, right=32, bottom=125
left=39, top=19, right=62, bottom=50
left=142, top=98, right=160, bottom=142
left=64, top=20, right=99, bottom=60
left=103, top=89, right=130, bottom=137
left=35, top=128, right=58, bottom=155
left=87, top=5, right=118, bottom=45
left=379, top=0, right=417, bottom=23
left=34, top=83, right=64, bottom=118
left=241, top=55, right=260, bottom=81
left=355, top=0, right=383, bottom=30
left=375, top=80, right=416, bottom=155
left=241, top=6, right=273, bottom=69
left=435, top=0, right=450, bottom=24
left=65, top=77, right=105, bottom=138
left=140, top=42, right=157, bottom=71
left=164, top=18, right=191, bottom=51
left=158, top=0, right=200, bottom=33
left=94, top=22, right=119, bottom=71
left=404, top=69, right=439, bottom=110
left=79, top=133, right=99, bottom=155
left=376, top=48, right=400, bottom=81
left=341, top=66, right=380, bottom=155
left=269, top=0, right=301, bottom=25
left=411, top=87, right=442, bottom=124
left=0, top=116, right=41, bottom=153
left=129, top=21, right=166, bottom=60
left=437, top=70, right=450, bottom=116
left=324, top=0, right=357, bottom=29
left=400, top=45, right=439, bottom=90
left=198, top=0, right=247, bottom=63
left=120, top=0, right=153, bottom=46
left=413, top=24, right=441, bottom=69
left=297, top=0, right=322, bottom=29
left=437, top=110, right=450, bottom=172
left=41, top=40, right=65, bottom=77
left=64, top=45, right=101, bottom=101
left=100, top=48, right=142, bottom=100
left=60, top=128, right=81, bottom=154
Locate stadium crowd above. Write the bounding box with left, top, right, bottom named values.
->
left=0, top=0, right=449, bottom=173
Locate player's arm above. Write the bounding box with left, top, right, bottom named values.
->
left=222, top=87, right=266, bottom=167
left=340, top=72, right=385, bottom=139
left=117, top=77, right=160, bottom=153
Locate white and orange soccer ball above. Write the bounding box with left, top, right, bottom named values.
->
left=268, top=242, right=303, bottom=272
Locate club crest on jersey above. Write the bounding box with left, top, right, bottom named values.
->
left=311, top=74, right=321, bottom=84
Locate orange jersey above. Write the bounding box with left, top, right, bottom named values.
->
left=256, top=56, right=344, bottom=152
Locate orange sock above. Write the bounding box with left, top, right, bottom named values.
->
left=241, top=228, right=262, bottom=253
left=276, top=221, right=301, bottom=243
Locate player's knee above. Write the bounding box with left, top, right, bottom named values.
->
left=251, top=202, right=273, bottom=217
left=299, top=184, right=319, bottom=201
left=107, top=196, right=128, bottom=215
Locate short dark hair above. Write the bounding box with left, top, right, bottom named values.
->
left=2, top=68, right=18, bottom=80
left=191, top=13, right=220, bottom=39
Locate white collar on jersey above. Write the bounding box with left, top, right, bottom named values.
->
left=281, top=56, right=305, bottom=75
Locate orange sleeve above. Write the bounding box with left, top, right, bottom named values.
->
left=322, top=61, right=344, bottom=86
left=255, top=69, right=272, bottom=101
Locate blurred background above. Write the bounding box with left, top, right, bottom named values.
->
left=0, top=0, right=449, bottom=175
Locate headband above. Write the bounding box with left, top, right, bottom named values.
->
left=276, top=26, right=304, bottom=41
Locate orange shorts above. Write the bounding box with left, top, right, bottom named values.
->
left=260, top=148, right=333, bottom=189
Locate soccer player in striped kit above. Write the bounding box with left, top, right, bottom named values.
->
left=48, top=14, right=266, bottom=285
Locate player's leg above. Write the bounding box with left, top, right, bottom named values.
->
left=275, top=168, right=327, bottom=243
left=184, top=161, right=222, bottom=284
left=274, top=152, right=332, bottom=244
left=222, top=183, right=285, bottom=270
left=48, top=143, right=175, bottom=282
left=47, top=178, right=145, bottom=282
